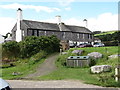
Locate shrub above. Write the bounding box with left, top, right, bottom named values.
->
left=89, top=58, right=96, bottom=66
left=28, top=50, right=47, bottom=65
left=19, top=36, right=40, bottom=58
left=2, top=41, right=20, bottom=60
left=19, top=35, right=60, bottom=58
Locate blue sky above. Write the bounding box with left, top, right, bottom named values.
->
left=0, top=1, right=118, bottom=35
left=0, top=2, right=117, bottom=19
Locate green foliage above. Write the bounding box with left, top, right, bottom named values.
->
left=94, top=31, right=117, bottom=36
left=19, top=35, right=60, bottom=58
left=2, top=41, right=20, bottom=60
left=38, top=46, right=120, bottom=87
left=95, top=31, right=120, bottom=46
left=19, top=36, right=40, bottom=58
left=28, top=51, right=47, bottom=65
left=1, top=51, right=46, bottom=79
left=89, top=58, right=96, bottom=67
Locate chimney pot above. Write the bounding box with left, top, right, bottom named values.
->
left=56, top=15, right=61, bottom=24
left=17, top=8, right=22, bottom=11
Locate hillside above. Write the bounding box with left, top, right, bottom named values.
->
left=94, top=31, right=117, bottom=36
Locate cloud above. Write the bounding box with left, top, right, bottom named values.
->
left=0, top=17, right=16, bottom=35
left=0, top=13, right=118, bottom=37
left=60, top=13, right=117, bottom=32
left=88, top=13, right=118, bottom=31
left=0, top=3, right=61, bottom=13
left=65, top=7, right=71, bottom=11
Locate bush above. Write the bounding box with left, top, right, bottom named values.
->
left=28, top=50, right=47, bottom=65
left=103, top=40, right=118, bottom=46
left=95, top=31, right=120, bottom=46
left=19, top=36, right=41, bottom=58
left=19, top=35, right=60, bottom=58
left=89, top=58, right=96, bottom=66
left=2, top=41, right=20, bottom=60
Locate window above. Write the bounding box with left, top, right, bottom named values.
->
left=62, top=32, right=65, bottom=38
left=83, top=34, right=85, bottom=39
left=22, top=30, right=24, bottom=36
left=87, top=34, right=89, bottom=39
left=34, top=30, right=37, bottom=36
left=52, top=32, right=55, bottom=35
left=45, top=31, right=46, bottom=36
left=37, top=30, right=39, bottom=36
left=90, top=35, right=92, bottom=39
left=89, top=34, right=90, bottom=39
left=32, top=30, right=34, bottom=36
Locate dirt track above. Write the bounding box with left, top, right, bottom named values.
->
left=24, top=53, right=58, bottom=78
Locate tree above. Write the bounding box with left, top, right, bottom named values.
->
left=2, top=41, right=20, bottom=60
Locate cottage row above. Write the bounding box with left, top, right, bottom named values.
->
left=11, top=8, right=93, bottom=43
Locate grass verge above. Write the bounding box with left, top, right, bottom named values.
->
left=1, top=51, right=47, bottom=80
left=36, top=46, right=120, bottom=87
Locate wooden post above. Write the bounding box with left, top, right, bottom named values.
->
left=60, top=48, right=62, bottom=55
left=115, top=65, right=120, bottom=82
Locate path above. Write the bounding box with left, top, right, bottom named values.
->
left=24, top=53, right=59, bottom=78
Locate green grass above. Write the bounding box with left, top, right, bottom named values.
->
left=36, top=46, right=120, bottom=87
left=94, top=31, right=116, bottom=36
left=1, top=51, right=47, bottom=79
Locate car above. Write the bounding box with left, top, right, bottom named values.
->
left=78, top=43, right=93, bottom=48
left=69, top=43, right=77, bottom=48
left=93, top=43, right=105, bottom=47
left=0, top=78, right=11, bottom=90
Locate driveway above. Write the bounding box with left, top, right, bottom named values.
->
left=24, top=53, right=58, bottom=78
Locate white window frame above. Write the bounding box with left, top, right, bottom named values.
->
left=77, top=33, right=79, bottom=39
left=45, top=31, right=46, bottom=36
left=22, top=30, right=24, bottom=36
left=83, top=34, right=85, bottom=39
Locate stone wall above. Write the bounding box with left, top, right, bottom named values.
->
left=26, top=29, right=93, bottom=42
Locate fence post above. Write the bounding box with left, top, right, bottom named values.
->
left=115, top=64, right=120, bottom=82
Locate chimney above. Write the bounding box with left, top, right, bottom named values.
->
left=16, top=8, right=22, bottom=42
left=17, top=8, right=23, bottom=21
left=56, top=15, right=61, bottom=24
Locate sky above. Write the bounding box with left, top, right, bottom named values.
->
left=0, top=0, right=119, bottom=36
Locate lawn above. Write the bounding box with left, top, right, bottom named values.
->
left=1, top=52, right=46, bottom=80
left=37, top=46, right=120, bottom=87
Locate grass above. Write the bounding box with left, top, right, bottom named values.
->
left=94, top=31, right=116, bottom=36
left=1, top=51, right=47, bottom=80
left=36, top=46, right=120, bottom=87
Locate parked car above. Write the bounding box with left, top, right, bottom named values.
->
left=0, top=78, right=11, bottom=90
left=69, top=43, right=77, bottom=48
left=78, top=43, right=93, bottom=48
left=93, top=43, right=105, bottom=47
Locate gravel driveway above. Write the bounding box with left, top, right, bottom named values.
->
left=24, top=53, right=58, bottom=78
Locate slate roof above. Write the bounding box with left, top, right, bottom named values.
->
left=67, top=25, right=92, bottom=33
left=12, top=19, right=92, bottom=34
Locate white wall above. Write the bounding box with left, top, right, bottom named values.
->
left=0, top=34, right=4, bottom=43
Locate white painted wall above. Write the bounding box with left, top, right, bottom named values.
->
left=16, top=8, right=22, bottom=42
left=0, top=34, right=4, bottom=43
